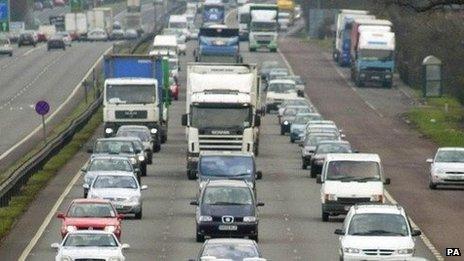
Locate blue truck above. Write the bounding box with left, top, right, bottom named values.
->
left=194, top=27, right=242, bottom=63
left=202, top=0, right=225, bottom=25
left=103, top=54, right=171, bottom=149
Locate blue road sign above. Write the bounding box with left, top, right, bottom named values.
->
left=35, top=101, right=50, bottom=115
left=0, top=1, right=7, bottom=20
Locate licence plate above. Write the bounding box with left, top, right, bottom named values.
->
left=115, top=204, right=124, bottom=209
left=372, top=76, right=380, bottom=80
left=218, top=225, right=237, bottom=231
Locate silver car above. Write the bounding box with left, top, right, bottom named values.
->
left=51, top=230, right=129, bottom=261
left=88, top=28, right=108, bottom=41
left=116, top=125, right=156, bottom=162
left=86, top=173, right=148, bottom=219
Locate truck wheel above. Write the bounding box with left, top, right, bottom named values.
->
left=280, top=126, right=285, bottom=135
left=254, top=144, right=259, bottom=156
left=187, top=169, right=196, bottom=180
left=322, top=212, right=329, bottom=222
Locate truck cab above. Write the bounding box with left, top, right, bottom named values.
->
left=248, top=5, right=279, bottom=52
left=149, top=35, right=178, bottom=57
left=195, top=27, right=241, bottom=63
left=202, top=0, right=225, bottom=25
left=238, top=4, right=251, bottom=40
left=317, top=153, right=391, bottom=222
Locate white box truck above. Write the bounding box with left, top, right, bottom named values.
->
left=88, top=7, right=113, bottom=34
left=65, top=13, right=88, bottom=40
left=182, top=63, right=262, bottom=179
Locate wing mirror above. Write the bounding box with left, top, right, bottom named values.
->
left=56, top=212, right=65, bottom=219
left=80, top=167, right=87, bottom=173
left=426, top=158, right=433, bottom=163
left=256, top=170, right=263, bottom=180
left=256, top=202, right=265, bottom=207
left=316, top=175, right=323, bottom=184
left=181, top=114, right=188, bottom=126
left=384, top=178, right=391, bottom=185
left=190, top=200, right=199, bottom=206
left=86, top=146, right=94, bottom=153
left=50, top=243, right=60, bottom=249
left=82, top=183, right=90, bottom=189
left=334, top=228, right=344, bottom=235
left=121, top=243, right=130, bottom=249
left=141, top=185, right=148, bottom=190
left=117, top=214, right=124, bottom=220
left=411, top=229, right=421, bottom=237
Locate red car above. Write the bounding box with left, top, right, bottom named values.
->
left=56, top=199, right=123, bottom=239
left=170, top=76, right=179, bottom=101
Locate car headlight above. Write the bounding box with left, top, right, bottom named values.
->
left=150, top=128, right=158, bottom=134
left=109, top=257, right=122, bottom=261
left=128, top=196, right=139, bottom=202
left=130, top=157, right=137, bottom=165
left=397, top=248, right=414, bottom=255
left=105, top=225, right=116, bottom=233
left=385, top=74, right=392, bottom=79
left=433, top=168, right=445, bottom=174
left=371, top=194, right=384, bottom=202
left=283, top=120, right=289, bottom=125
left=324, top=194, right=337, bottom=201
left=198, top=215, right=212, bottom=222
left=60, top=256, right=73, bottom=261
left=105, top=128, right=113, bottom=134
left=343, top=247, right=360, bottom=254
left=243, top=216, right=256, bottom=222
left=138, top=155, right=145, bottom=162
left=66, top=225, right=77, bottom=232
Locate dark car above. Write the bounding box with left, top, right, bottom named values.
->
left=192, top=238, right=263, bottom=260
left=309, top=140, right=353, bottom=178
left=190, top=180, right=264, bottom=242
left=47, top=34, right=66, bottom=50
left=18, top=32, right=37, bottom=47
left=88, top=138, right=145, bottom=180
left=197, top=151, right=262, bottom=195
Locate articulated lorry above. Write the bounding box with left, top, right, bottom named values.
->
left=103, top=54, right=172, bottom=151
left=202, top=0, right=225, bottom=25
left=248, top=4, right=279, bottom=52
left=194, top=27, right=242, bottom=63
left=332, top=9, right=374, bottom=66
left=350, top=19, right=395, bottom=88
left=182, top=63, right=262, bottom=179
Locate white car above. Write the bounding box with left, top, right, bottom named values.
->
left=0, top=36, right=13, bottom=56
left=56, top=31, right=72, bottom=46
left=265, top=79, right=298, bottom=113
left=51, top=230, right=129, bottom=261
left=85, top=172, right=148, bottom=219
left=317, top=153, right=391, bottom=222
left=334, top=203, right=421, bottom=261
left=88, top=28, right=108, bottom=41
left=427, top=147, right=464, bottom=189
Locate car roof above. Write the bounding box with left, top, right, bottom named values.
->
left=317, top=140, right=350, bottom=146
left=352, top=203, right=405, bottom=215
left=269, top=79, right=295, bottom=84
left=90, top=155, right=131, bottom=161
left=437, top=147, right=464, bottom=151
left=118, top=125, right=150, bottom=131
left=326, top=153, right=381, bottom=162
left=94, top=172, right=136, bottom=177
left=71, top=198, right=111, bottom=204
left=200, top=151, right=254, bottom=157
left=67, top=230, right=113, bottom=235
left=98, top=137, right=140, bottom=142
left=205, top=238, right=257, bottom=244
left=206, top=180, right=251, bottom=188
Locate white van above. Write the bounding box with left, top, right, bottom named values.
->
left=168, top=15, right=189, bottom=39
left=317, top=153, right=390, bottom=222
left=149, top=35, right=178, bottom=56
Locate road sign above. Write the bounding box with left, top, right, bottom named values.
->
left=0, top=0, right=9, bottom=32
left=35, top=101, right=50, bottom=115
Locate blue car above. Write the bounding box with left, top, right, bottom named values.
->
left=290, top=113, right=323, bottom=143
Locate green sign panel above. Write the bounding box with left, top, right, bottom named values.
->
left=70, top=0, right=83, bottom=13
left=0, top=0, right=9, bottom=32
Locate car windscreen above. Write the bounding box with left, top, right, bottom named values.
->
left=63, top=233, right=118, bottom=247
left=359, top=49, right=394, bottom=61
left=435, top=150, right=464, bottom=163
left=200, top=156, right=254, bottom=178
left=294, top=114, right=322, bottom=124
left=304, top=135, right=338, bottom=146
left=284, top=107, right=310, bottom=116
left=88, top=158, right=132, bottom=172
left=106, top=84, right=156, bottom=104
left=203, top=187, right=252, bottom=205
left=326, top=160, right=381, bottom=181
left=191, top=106, right=252, bottom=129
left=202, top=243, right=259, bottom=259
left=94, top=141, right=135, bottom=154
left=316, top=143, right=351, bottom=154
left=268, top=83, right=295, bottom=93
left=67, top=203, right=116, bottom=218
left=116, top=130, right=150, bottom=142
left=348, top=213, right=409, bottom=236
left=93, top=175, right=137, bottom=189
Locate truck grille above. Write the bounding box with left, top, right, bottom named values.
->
left=257, top=40, right=270, bottom=45
left=362, top=249, right=395, bottom=256
left=115, top=110, right=147, bottom=119
left=198, top=135, right=243, bottom=151
left=337, top=197, right=371, bottom=204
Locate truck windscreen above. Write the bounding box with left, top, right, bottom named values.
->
left=106, top=85, right=156, bottom=104
left=359, top=49, right=393, bottom=61
left=191, top=106, right=252, bottom=129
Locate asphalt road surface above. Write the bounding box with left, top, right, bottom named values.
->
left=0, top=3, right=155, bottom=158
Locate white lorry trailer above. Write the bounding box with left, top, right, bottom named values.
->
left=87, top=7, right=114, bottom=35
left=65, top=13, right=88, bottom=40
left=182, top=63, right=262, bottom=179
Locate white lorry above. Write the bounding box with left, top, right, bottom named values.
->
left=65, top=13, right=88, bottom=40
left=149, top=35, right=178, bottom=56
left=87, top=7, right=114, bottom=35
left=182, top=63, right=262, bottom=180
left=238, top=3, right=251, bottom=40
left=248, top=4, right=279, bottom=52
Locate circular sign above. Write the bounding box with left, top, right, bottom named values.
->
left=35, top=101, right=50, bottom=116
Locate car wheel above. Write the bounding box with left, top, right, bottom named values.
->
left=310, top=165, right=317, bottom=178
left=249, top=234, right=258, bottom=242
left=254, top=144, right=259, bottom=156
left=9, top=52, right=12, bottom=57
left=280, top=127, right=285, bottom=135
left=322, top=212, right=329, bottom=222
left=383, top=81, right=392, bottom=88
left=196, top=230, right=204, bottom=242
left=147, top=151, right=153, bottom=164
left=135, top=209, right=142, bottom=220
left=429, top=180, right=437, bottom=190
left=141, top=163, right=147, bottom=177
left=302, top=162, right=307, bottom=170
left=290, top=137, right=295, bottom=143
left=187, top=169, right=196, bottom=180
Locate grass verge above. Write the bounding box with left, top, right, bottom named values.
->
left=0, top=108, right=102, bottom=239
left=408, top=96, right=464, bottom=146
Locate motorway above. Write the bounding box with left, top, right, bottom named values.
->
left=0, top=10, right=440, bottom=260
left=0, top=2, right=157, bottom=166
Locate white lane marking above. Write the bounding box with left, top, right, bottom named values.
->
left=277, top=48, right=294, bottom=75
left=279, top=41, right=444, bottom=261
left=18, top=168, right=82, bottom=261
left=22, top=45, right=46, bottom=57
left=384, top=191, right=444, bottom=261
left=0, top=47, right=112, bottom=162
